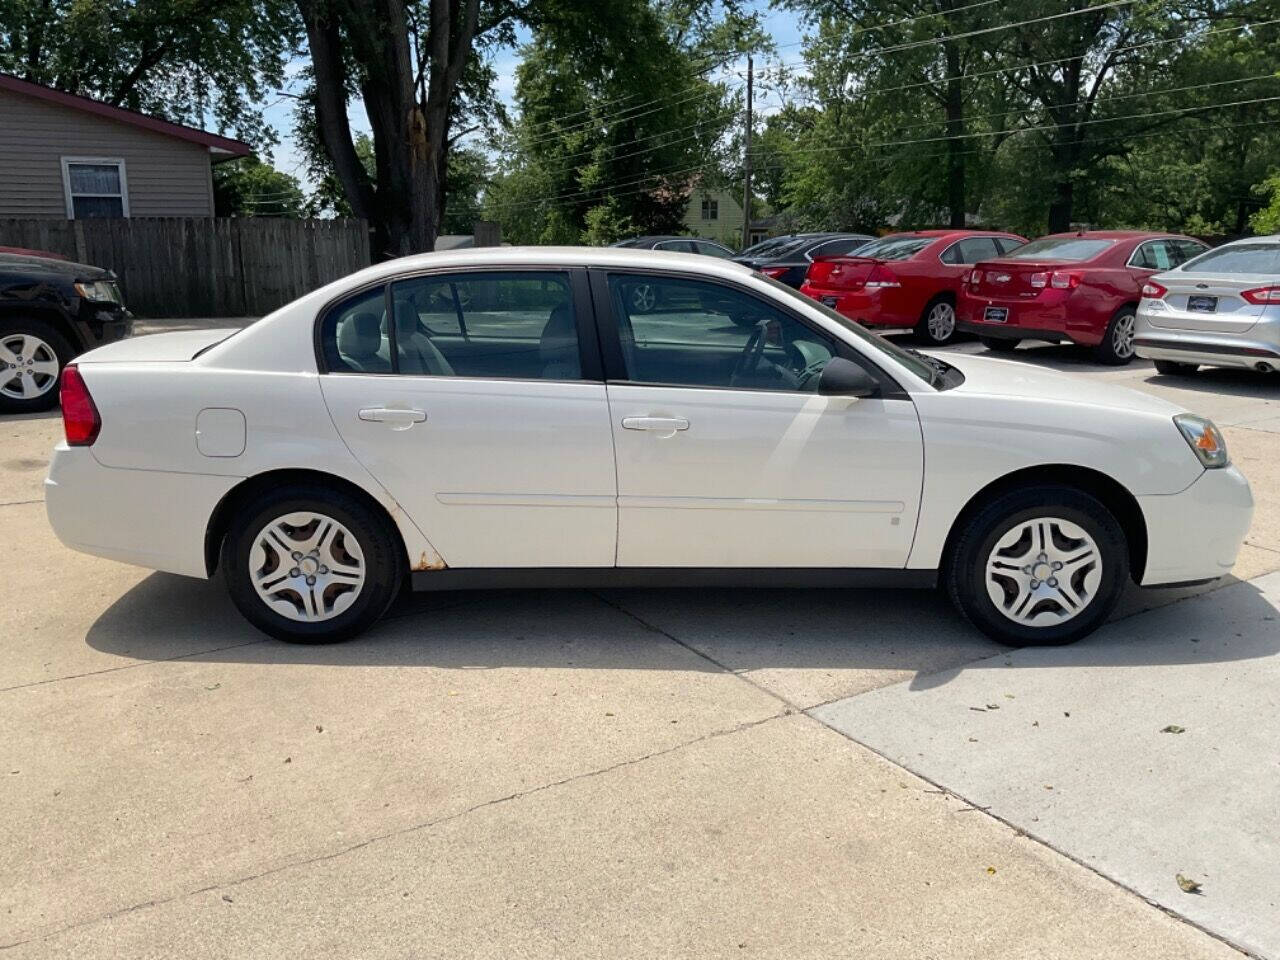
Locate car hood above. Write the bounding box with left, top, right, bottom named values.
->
left=0, top=252, right=110, bottom=280
left=77, top=329, right=240, bottom=363
left=941, top=352, right=1184, bottom=417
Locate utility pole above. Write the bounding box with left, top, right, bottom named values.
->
left=741, top=54, right=753, bottom=250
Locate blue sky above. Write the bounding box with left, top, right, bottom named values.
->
left=260, top=0, right=807, bottom=191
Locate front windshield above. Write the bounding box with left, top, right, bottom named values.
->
left=761, top=275, right=939, bottom=386
left=851, top=235, right=932, bottom=261
left=1005, top=237, right=1114, bottom=261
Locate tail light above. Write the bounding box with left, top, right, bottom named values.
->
left=1029, top=272, right=1049, bottom=289
left=865, top=264, right=900, bottom=288
left=1050, top=271, right=1081, bottom=289
left=967, top=270, right=981, bottom=287
left=1142, top=281, right=1168, bottom=299
left=1241, top=285, right=1280, bottom=304
left=60, top=364, right=100, bottom=446
left=760, top=266, right=788, bottom=279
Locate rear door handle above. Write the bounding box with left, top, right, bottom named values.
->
left=359, top=407, right=427, bottom=431
left=621, top=416, right=689, bottom=433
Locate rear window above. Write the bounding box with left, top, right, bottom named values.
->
left=852, top=236, right=932, bottom=261
left=1004, top=237, right=1114, bottom=261
left=1180, top=243, right=1280, bottom=275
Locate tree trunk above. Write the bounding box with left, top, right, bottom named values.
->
left=943, top=41, right=965, bottom=229
left=1047, top=170, right=1074, bottom=233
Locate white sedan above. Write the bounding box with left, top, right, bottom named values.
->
left=46, top=247, right=1253, bottom=646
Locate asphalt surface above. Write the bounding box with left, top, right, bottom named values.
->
left=1, top=325, right=1277, bottom=958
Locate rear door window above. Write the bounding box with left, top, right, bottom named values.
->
left=952, top=237, right=1002, bottom=264
left=1129, top=240, right=1177, bottom=270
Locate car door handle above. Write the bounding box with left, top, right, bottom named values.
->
left=621, top=416, right=690, bottom=432
left=359, top=407, right=427, bottom=430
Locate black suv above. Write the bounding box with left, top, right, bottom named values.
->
left=0, top=252, right=132, bottom=412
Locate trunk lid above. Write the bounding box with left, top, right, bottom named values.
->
left=1145, top=273, right=1271, bottom=334
left=75, top=329, right=239, bottom=363
left=970, top=259, right=1069, bottom=298
left=805, top=256, right=880, bottom=289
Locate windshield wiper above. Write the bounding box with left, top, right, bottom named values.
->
left=904, top=347, right=947, bottom=386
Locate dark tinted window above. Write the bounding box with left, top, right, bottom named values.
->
left=1181, top=243, right=1280, bottom=274
left=950, top=237, right=1002, bottom=264
left=1172, top=239, right=1209, bottom=264
left=1005, top=237, right=1115, bottom=261
left=654, top=239, right=695, bottom=253
left=388, top=271, right=580, bottom=379
left=852, top=236, right=932, bottom=261
left=808, top=236, right=871, bottom=259
left=1130, top=240, right=1178, bottom=270
left=694, top=241, right=735, bottom=258
left=321, top=286, right=392, bottom=374
left=994, top=237, right=1025, bottom=255
left=607, top=274, right=836, bottom=392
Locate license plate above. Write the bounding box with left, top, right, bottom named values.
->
left=983, top=306, right=1009, bottom=323
left=1187, top=295, right=1218, bottom=313
left=821, top=296, right=839, bottom=308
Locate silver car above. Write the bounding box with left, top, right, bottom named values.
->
left=1134, top=235, right=1280, bottom=375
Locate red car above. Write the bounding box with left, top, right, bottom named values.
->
left=799, top=230, right=1027, bottom=345
left=958, top=231, right=1209, bottom=364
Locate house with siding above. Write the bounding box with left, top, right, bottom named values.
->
left=0, top=73, right=251, bottom=220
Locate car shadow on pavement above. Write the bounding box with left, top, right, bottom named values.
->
left=84, top=571, right=1279, bottom=688
left=1144, top=366, right=1278, bottom=401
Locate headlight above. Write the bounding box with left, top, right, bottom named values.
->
left=74, top=280, right=121, bottom=304
left=1174, top=414, right=1229, bottom=468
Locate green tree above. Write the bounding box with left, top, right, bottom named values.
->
left=213, top=157, right=306, bottom=217
left=0, top=0, right=298, bottom=147
left=484, top=0, right=758, bottom=245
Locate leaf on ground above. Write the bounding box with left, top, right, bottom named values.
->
left=986, top=866, right=997, bottom=875
left=1176, top=874, right=1202, bottom=894
left=1161, top=725, right=1186, bottom=734
left=204, top=683, right=220, bottom=691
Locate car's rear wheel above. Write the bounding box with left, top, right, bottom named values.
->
left=946, top=485, right=1129, bottom=646
left=222, top=484, right=402, bottom=643
left=980, top=336, right=1020, bottom=353
left=1093, top=307, right=1137, bottom=365
left=0, top=318, right=72, bottom=413
left=1153, top=359, right=1199, bottom=376
left=915, top=297, right=958, bottom=346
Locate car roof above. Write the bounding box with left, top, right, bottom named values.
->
left=335, top=245, right=758, bottom=284
left=1036, top=230, right=1194, bottom=241
left=881, top=229, right=1019, bottom=240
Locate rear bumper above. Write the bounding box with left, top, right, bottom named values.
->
left=45, top=445, right=237, bottom=579
left=957, top=320, right=1076, bottom=343
left=799, top=284, right=912, bottom=327
left=1134, top=333, right=1280, bottom=370
left=1138, top=464, right=1254, bottom=586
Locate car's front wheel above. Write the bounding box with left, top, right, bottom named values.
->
left=947, top=485, right=1129, bottom=646
left=0, top=318, right=72, bottom=413
left=222, top=484, right=402, bottom=642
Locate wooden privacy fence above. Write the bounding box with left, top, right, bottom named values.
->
left=0, top=217, right=371, bottom=317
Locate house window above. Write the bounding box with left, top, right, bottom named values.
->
left=700, top=198, right=718, bottom=221
left=61, top=158, right=129, bottom=219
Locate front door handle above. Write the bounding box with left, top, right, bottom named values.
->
left=359, top=407, right=427, bottom=431
left=621, top=416, right=690, bottom=433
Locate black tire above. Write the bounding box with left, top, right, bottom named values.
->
left=221, top=483, right=402, bottom=643
left=980, top=336, right=1020, bottom=353
left=914, top=296, right=959, bottom=346
left=1153, top=359, right=1198, bottom=376
left=946, top=485, right=1129, bottom=647
left=1093, top=307, right=1137, bottom=365
left=0, top=317, right=74, bottom=414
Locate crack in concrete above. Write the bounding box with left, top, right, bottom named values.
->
left=0, top=711, right=788, bottom=951
left=0, top=640, right=267, bottom=694
left=0, top=498, right=43, bottom=508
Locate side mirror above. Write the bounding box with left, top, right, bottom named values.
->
left=818, top=357, right=879, bottom=398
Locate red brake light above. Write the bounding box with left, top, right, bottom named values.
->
left=1029, top=272, right=1049, bottom=289
left=1050, top=271, right=1081, bottom=290
left=1241, top=285, right=1280, bottom=304
left=866, top=264, right=901, bottom=288
left=60, top=364, right=100, bottom=446
left=1142, top=281, right=1168, bottom=299
left=760, top=266, right=788, bottom=278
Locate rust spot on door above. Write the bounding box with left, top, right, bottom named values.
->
left=414, top=552, right=447, bottom=571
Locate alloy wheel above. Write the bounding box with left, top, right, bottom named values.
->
left=984, top=517, right=1102, bottom=627
left=926, top=302, right=956, bottom=342
left=250, top=511, right=366, bottom=622
left=0, top=333, right=60, bottom=400
left=1112, top=313, right=1136, bottom=358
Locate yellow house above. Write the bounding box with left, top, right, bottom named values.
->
left=682, top=187, right=746, bottom=247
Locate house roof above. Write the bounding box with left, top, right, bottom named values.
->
left=0, top=73, right=252, bottom=159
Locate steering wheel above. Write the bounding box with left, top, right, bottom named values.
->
left=730, top=321, right=770, bottom=387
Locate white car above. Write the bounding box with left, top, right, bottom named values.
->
left=46, top=247, right=1253, bottom=646
left=1135, top=235, right=1280, bottom=375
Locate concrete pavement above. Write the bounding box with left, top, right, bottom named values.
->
left=1, top=338, right=1276, bottom=957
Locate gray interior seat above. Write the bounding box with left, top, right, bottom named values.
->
left=394, top=302, right=454, bottom=376
left=539, top=303, right=580, bottom=379
left=336, top=312, right=385, bottom=372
